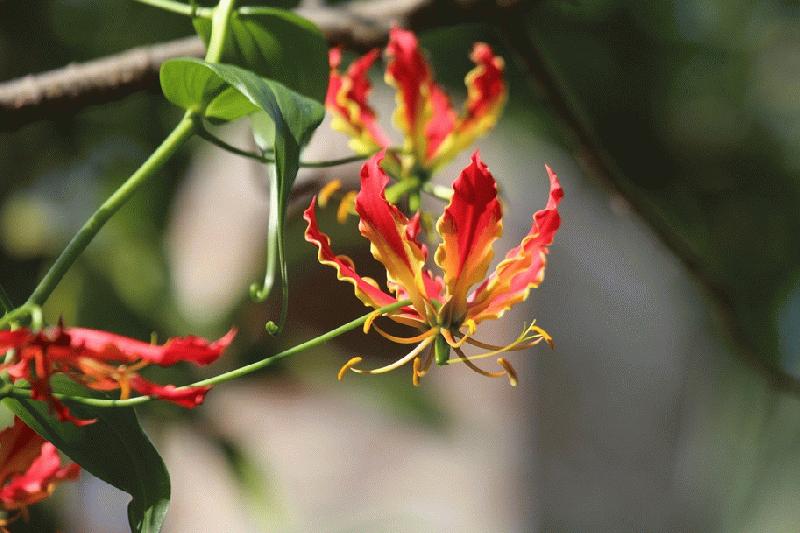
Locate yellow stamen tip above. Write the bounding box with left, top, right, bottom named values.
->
left=338, top=357, right=363, bottom=381
left=318, top=179, right=343, bottom=207
left=362, top=310, right=381, bottom=334
left=412, top=357, right=422, bottom=387
left=497, top=358, right=518, bottom=387
left=531, top=324, right=554, bottom=348
left=337, top=190, right=357, bottom=224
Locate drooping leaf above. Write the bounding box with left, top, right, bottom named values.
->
left=160, top=58, right=325, bottom=330
left=3, top=378, right=170, bottom=533
left=193, top=7, right=328, bottom=103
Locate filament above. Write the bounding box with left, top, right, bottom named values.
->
left=373, top=325, right=437, bottom=344
left=339, top=336, right=435, bottom=378
left=451, top=347, right=504, bottom=378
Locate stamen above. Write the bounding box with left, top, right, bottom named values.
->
left=441, top=319, right=477, bottom=349
left=338, top=357, right=363, bottom=381
left=417, top=344, right=434, bottom=377
left=118, top=374, right=131, bottom=400
left=318, top=179, right=343, bottom=207
left=531, top=324, right=554, bottom=348
left=457, top=322, right=553, bottom=361
left=441, top=328, right=469, bottom=349
left=373, top=325, right=438, bottom=344
left=362, top=308, right=384, bottom=334
left=411, top=343, right=435, bottom=386
left=451, top=347, right=504, bottom=378
left=337, top=190, right=358, bottom=223
left=465, top=337, right=543, bottom=352
left=342, top=337, right=435, bottom=377
left=497, top=358, right=518, bottom=386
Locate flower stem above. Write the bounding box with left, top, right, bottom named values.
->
left=385, top=179, right=420, bottom=204
left=27, top=114, right=196, bottom=307
left=1, top=300, right=411, bottom=408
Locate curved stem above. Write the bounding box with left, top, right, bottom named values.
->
left=1, top=300, right=411, bottom=408
left=26, top=114, right=195, bottom=307
left=196, top=124, right=369, bottom=168
left=0, top=304, right=37, bottom=330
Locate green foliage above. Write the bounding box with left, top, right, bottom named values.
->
left=160, top=57, right=324, bottom=330
left=531, top=0, right=800, bottom=382
left=192, top=7, right=328, bottom=103
left=3, top=378, right=170, bottom=533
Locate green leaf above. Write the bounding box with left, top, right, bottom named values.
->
left=193, top=7, right=328, bottom=103
left=160, top=58, right=325, bottom=330
left=3, top=378, right=170, bottom=533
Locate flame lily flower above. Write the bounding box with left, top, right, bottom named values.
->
left=327, top=28, right=506, bottom=177
left=0, top=417, right=79, bottom=530
left=304, top=151, right=562, bottom=385
left=0, top=325, right=236, bottom=425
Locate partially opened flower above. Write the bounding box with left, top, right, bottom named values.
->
left=327, top=28, right=506, bottom=177
left=0, top=417, right=79, bottom=530
left=304, top=151, right=562, bottom=385
left=0, top=325, right=236, bottom=425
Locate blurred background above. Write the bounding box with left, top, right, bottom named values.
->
left=2, top=0, right=800, bottom=531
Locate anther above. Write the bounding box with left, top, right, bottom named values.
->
left=318, top=179, right=342, bottom=207
left=497, top=358, right=518, bottom=386
left=338, top=357, right=363, bottom=381
left=337, top=191, right=357, bottom=223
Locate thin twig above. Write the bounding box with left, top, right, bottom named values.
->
left=195, top=123, right=369, bottom=167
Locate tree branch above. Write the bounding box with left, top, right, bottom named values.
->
left=0, top=0, right=432, bottom=130
left=0, top=37, right=204, bottom=131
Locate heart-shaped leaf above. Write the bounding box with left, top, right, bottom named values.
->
left=193, top=7, right=328, bottom=103
left=3, top=378, right=170, bottom=533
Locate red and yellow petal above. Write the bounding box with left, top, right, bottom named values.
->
left=434, top=151, right=503, bottom=326
left=405, top=212, right=444, bottom=302
left=424, top=82, right=457, bottom=161
left=0, top=329, right=31, bottom=353
left=385, top=28, right=434, bottom=163
left=429, top=43, right=506, bottom=168
left=355, top=153, right=434, bottom=321
left=0, top=419, right=45, bottom=486
left=129, top=376, right=211, bottom=409
left=64, top=328, right=236, bottom=367
left=327, top=47, right=390, bottom=154
left=467, top=165, right=563, bottom=324
left=304, top=195, right=398, bottom=310
left=0, top=435, right=79, bottom=510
